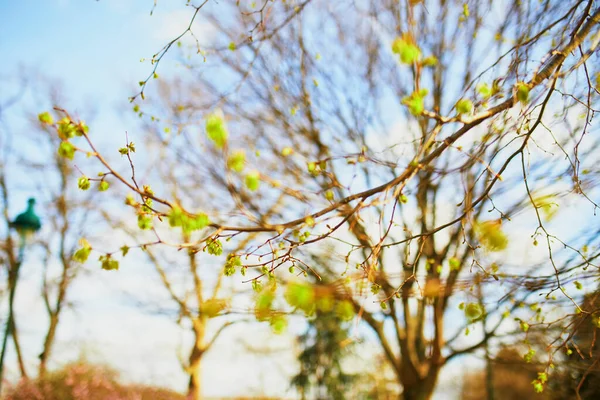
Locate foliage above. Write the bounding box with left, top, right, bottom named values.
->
left=73, top=239, right=92, bottom=264
left=402, top=89, right=428, bottom=116
left=205, top=111, right=228, bottom=148
left=547, top=292, right=600, bottom=399
left=3, top=362, right=185, bottom=400
left=391, top=34, right=421, bottom=64
left=461, top=347, right=550, bottom=400
left=475, top=220, right=509, bottom=252
left=227, top=150, right=246, bottom=173
left=456, top=99, right=473, bottom=115
left=245, top=170, right=260, bottom=191
left=291, top=298, right=356, bottom=400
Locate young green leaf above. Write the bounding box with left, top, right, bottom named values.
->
left=392, top=35, right=421, bottom=64
left=205, top=111, right=228, bottom=148
left=245, top=171, right=260, bottom=191
left=421, top=55, right=438, bottom=67
left=78, top=176, right=91, bottom=191
left=316, top=295, right=334, bottom=312
left=523, top=348, right=536, bottom=363
left=58, top=141, right=76, bottom=160
left=137, top=214, right=153, bottom=230
left=201, top=299, right=228, bottom=318
left=224, top=254, right=242, bottom=276
left=517, top=82, right=530, bottom=104
left=456, top=98, right=473, bottom=115
left=206, top=238, right=223, bottom=256
left=476, top=83, right=492, bottom=99
left=73, top=239, right=92, bottom=263
left=98, top=181, right=110, bottom=192
left=533, top=195, right=558, bottom=221
left=449, top=257, right=461, bottom=271
left=75, top=121, right=89, bottom=136
left=168, top=206, right=184, bottom=227
left=38, top=112, right=54, bottom=125
left=475, top=219, right=508, bottom=251
left=285, top=282, right=315, bottom=314
left=183, top=213, right=210, bottom=233
left=269, top=315, right=288, bottom=334
left=464, top=302, right=483, bottom=320
left=402, top=90, right=428, bottom=116
left=305, top=216, right=315, bottom=227
left=252, top=279, right=263, bottom=293
left=335, top=300, right=355, bottom=321
left=57, top=118, right=76, bottom=139
left=99, top=254, right=119, bottom=271
left=227, top=150, right=246, bottom=172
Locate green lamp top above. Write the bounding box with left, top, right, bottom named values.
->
left=11, top=198, right=42, bottom=233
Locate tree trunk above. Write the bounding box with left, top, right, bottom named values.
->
left=187, top=319, right=206, bottom=400
left=39, top=250, right=70, bottom=379
left=401, top=380, right=437, bottom=400
left=187, top=350, right=202, bottom=400
left=398, top=364, right=440, bottom=400
left=38, top=312, right=59, bottom=378
left=0, top=262, right=28, bottom=382
left=10, top=317, right=27, bottom=379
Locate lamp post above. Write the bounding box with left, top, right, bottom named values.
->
left=0, top=198, right=41, bottom=392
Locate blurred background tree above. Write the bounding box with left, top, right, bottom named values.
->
left=547, top=290, right=600, bottom=400
left=0, top=79, right=106, bottom=386
left=290, top=281, right=356, bottom=400
left=3, top=361, right=185, bottom=400
left=460, top=346, right=550, bottom=400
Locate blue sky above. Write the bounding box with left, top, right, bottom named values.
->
left=0, top=0, right=216, bottom=136
left=0, top=0, right=215, bottom=207
left=2, top=0, right=172, bottom=99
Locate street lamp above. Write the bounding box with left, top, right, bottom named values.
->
left=0, top=198, right=42, bottom=392
left=10, top=198, right=42, bottom=255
